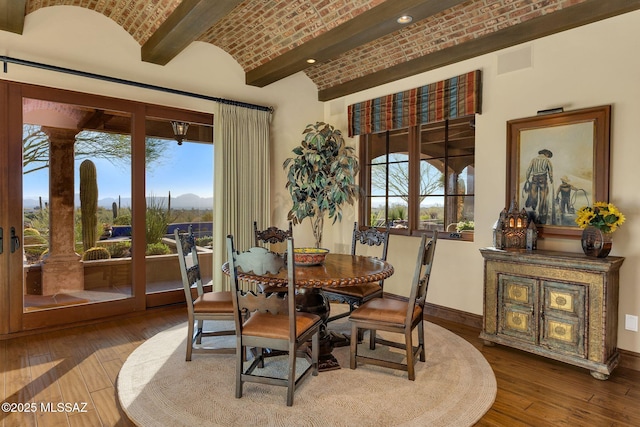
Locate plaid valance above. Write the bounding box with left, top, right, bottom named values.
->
left=347, top=70, right=482, bottom=137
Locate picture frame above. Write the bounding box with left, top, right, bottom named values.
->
left=506, top=105, right=611, bottom=239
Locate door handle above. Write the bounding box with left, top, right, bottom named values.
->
left=0, top=227, right=3, bottom=254
left=10, top=227, right=20, bottom=253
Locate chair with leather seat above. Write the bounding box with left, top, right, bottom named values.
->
left=226, top=234, right=321, bottom=406
left=175, top=226, right=235, bottom=361
left=349, top=231, right=437, bottom=380
left=323, top=222, right=390, bottom=323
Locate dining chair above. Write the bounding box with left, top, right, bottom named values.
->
left=175, top=226, right=235, bottom=361
left=323, top=222, right=390, bottom=323
left=253, top=221, right=293, bottom=293
left=226, top=234, right=321, bottom=406
left=349, top=231, right=437, bottom=380
left=253, top=221, right=293, bottom=247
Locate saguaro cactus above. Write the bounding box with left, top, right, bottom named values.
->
left=112, top=201, right=118, bottom=219
left=80, top=159, right=98, bottom=252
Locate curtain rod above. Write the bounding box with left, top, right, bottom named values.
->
left=1, top=55, right=273, bottom=113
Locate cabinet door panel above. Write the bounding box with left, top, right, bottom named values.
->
left=501, top=306, right=536, bottom=342
left=498, top=274, right=536, bottom=342
left=540, top=280, right=586, bottom=357
left=543, top=280, right=586, bottom=317
left=500, top=275, right=534, bottom=305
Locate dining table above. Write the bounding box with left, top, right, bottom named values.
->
left=222, top=253, right=394, bottom=371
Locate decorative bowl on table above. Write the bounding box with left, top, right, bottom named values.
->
left=293, top=248, right=330, bottom=266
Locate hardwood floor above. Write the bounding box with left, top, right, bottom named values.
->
left=428, top=316, right=640, bottom=427
left=1, top=305, right=639, bottom=426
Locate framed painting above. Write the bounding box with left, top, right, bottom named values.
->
left=506, top=105, right=611, bottom=239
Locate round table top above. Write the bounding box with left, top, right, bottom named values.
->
left=222, top=253, right=394, bottom=289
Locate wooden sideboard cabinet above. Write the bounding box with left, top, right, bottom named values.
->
left=479, top=248, right=624, bottom=380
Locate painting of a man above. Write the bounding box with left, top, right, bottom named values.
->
left=512, top=107, right=609, bottom=236
left=524, top=149, right=553, bottom=224
left=555, top=175, right=578, bottom=214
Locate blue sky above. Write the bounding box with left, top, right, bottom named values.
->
left=23, top=141, right=214, bottom=202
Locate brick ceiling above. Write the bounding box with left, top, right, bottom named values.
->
left=3, top=1, right=639, bottom=100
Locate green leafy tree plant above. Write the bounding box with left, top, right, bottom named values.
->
left=145, top=193, right=174, bottom=249
left=283, top=122, right=360, bottom=248
left=22, top=124, right=166, bottom=175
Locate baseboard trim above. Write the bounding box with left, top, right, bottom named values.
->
left=424, top=302, right=483, bottom=329
left=385, top=294, right=640, bottom=372
left=423, top=302, right=640, bottom=372
left=383, top=294, right=482, bottom=329
left=619, top=348, right=640, bottom=371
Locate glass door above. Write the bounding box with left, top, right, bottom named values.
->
left=3, top=83, right=145, bottom=333
left=21, top=97, right=135, bottom=312
left=1, top=81, right=215, bottom=334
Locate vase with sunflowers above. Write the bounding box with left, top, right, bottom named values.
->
left=575, top=202, right=625, bottom=258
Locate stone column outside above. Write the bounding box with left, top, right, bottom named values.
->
left=40, top=127, right=84, bottom=295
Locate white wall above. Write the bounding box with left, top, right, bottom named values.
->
left=317, top=10, right=640, bottom=353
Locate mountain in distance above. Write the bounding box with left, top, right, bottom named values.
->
left=24, top=193, right=214, bottom=210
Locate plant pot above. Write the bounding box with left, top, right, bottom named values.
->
left=581, top=226, right=613, bottom=258
left=293, top=248, right=329, bottom=266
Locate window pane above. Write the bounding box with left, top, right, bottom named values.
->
left=447, top=117, right=475, bottom=157
left=369, top=196, right=388, bottom=227
left=370, top=163, right=387, bottom=196
left=387, top=157, right=409, bottom=197
left=418, top=196, right=444, bottom=231
left=445, top=195, right=475, bottom=229
left=389, top=198, right=409, bottom=229
left=145, top=120, right=214, bottom=295
left=419, top=159, right=445, bottom=197
left=389, top=129, right=409, bottom=155
left=446, top=158, right=475, bottom=195
left=367, top=133, right=387, bottom=165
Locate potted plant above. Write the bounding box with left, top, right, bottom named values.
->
left=283, top=122, right=360, bottom=248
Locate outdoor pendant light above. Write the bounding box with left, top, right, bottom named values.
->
left=171, top=121, right=190, bottom=145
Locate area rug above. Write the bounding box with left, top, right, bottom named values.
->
left=118, top=311, right=496, bottom=427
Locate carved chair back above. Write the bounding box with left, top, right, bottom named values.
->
left=253, top=221, right=293, bottom=247
left=226, top=235, right=296, bottom=342
left=406, top=231, right=438, bottom=326
left=352, top=222, right=390, bottom=257
left=175, top=225, right=205, bottom=302
left=351, top=222, right=390, bottom=285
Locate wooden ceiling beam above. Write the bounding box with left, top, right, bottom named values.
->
left=245, top=0, right=467, bottom=88
left=319, top=0, right=640, bottom=101
left=0, top=0, right=26, bottom=35
left=141, top=0, right=243, bottom=66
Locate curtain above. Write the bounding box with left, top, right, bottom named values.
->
left=347, top=70, right=482, bottom=137
left=213, top=103, right=271, bottom=290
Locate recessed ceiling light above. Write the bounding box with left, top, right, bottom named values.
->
left=306, top=58, right=316, bottom=64
left=397, top=15, right=413, bottom=24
